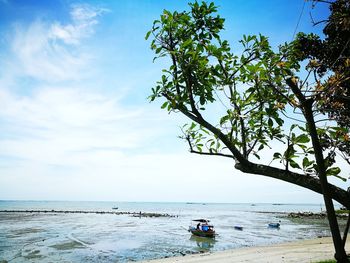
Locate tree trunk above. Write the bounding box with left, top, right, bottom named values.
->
left=343, top=213, right=350, bottom=247
left=286, top=78, right=348, bottom=262
left=303, top=100, right=348, bottom=262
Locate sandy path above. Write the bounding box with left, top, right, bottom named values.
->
left=142, top=237, right=350, bottom=263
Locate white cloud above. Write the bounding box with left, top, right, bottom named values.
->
left=0, top=87, right=163, bottom=164
left=51, top=4, right=108, bottom=45
left=11, top=21, right=86, bottom=82
left=10, top=4, right=107, bottom=82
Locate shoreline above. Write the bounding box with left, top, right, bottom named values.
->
left=141, top=237, right=350, bottom=263
left=0, top=210, right=174, bottom=217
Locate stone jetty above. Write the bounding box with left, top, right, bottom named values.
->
left=288, top=211, right=348, bottom=219
left=0, top=210, right=175, bottom=218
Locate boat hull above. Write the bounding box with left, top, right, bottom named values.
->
left=189, top=229, right=215, bottom=238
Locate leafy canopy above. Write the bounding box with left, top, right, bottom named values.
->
left=146, top=1, right=349, bottom=182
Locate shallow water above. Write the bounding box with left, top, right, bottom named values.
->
left=0, top=201, right=332, bottom=262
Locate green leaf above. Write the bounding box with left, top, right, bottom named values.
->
left=326, top=167, right=341, bottom=176
left=290, top=124, right=298, bottom=131
left=145, top=30, right=151, bottom=40
left=253, top=153, right=260, bottom=160
left=268, top=118, right=273, bottom=127
left=155, top=47, right=163, bottom=54
left=161, top=101, right=168, bottom=109
left=302, top=157, right=314, bottom=168
left=275, top=117, right=284, bottom=126
left=273, top=152, right=282, bottom=159
left=220, top=115, right=229, bottom=125
left=302, top=157, right=309, bottom=168
left=182, top=38, right=193, bottom=48
left=289, top=160, right=301, bottom=169
left=295, top=134, right=310, bottom=144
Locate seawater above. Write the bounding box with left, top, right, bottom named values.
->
left=0, top=201, right=332, bottom=262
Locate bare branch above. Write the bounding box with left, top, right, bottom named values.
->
left=281, top=110, right=306, bottom=124
left=189, top=149, right=235, bottom=159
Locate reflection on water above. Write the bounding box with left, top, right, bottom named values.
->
left=190, top=235, right=216, bottom=251
left=0, top=201, right=332, bottom=262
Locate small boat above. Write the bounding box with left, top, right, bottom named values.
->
left=112, top=207, right=119, bottom=210
left=234, top=226, right=243, bottom=231
left=188, top=219, right=216, bottom=238
left=268, top=223, right=280, bottom=228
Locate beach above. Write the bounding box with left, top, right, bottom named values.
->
left=0, top=201, right=345, bottom=262
left=142, top=237, right=350, bottom=263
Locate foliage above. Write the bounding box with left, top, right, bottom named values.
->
left=146, top=1, right=349, bottom=183
left=335, top=209, right=350, bottom=215
left=292, top=0, right=350, bottom=164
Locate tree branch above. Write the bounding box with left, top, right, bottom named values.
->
left=234, top=161, right=350, bottom=209
left=174, top=100, right=249, bottom=165
left=189, top=149, right=235, bottom=159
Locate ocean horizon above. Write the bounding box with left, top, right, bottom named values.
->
left=0, top=200, right=333, bottom=262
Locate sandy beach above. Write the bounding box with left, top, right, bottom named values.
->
left=142, top=237, right=350, bottom=263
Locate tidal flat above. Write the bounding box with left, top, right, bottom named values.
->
left=0, top=201, right=339, bottom=262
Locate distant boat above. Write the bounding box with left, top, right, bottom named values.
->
left=188, top=219, right=216, bottom=238
left=112, top=207, right=118, bottom=210
left=268, top=223, right=280, bottom=228
left=234, top=226, right=243, bottom=231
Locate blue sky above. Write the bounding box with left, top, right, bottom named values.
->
left=0, top=0, right=338, bottom=203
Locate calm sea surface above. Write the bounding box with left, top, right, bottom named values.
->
left=0, top=201, right=333, bottom=262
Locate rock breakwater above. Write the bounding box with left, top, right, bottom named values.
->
left=0, top=210, right=175, bottom=217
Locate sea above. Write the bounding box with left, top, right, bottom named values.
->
left=0, top=201, right=333, bottom=262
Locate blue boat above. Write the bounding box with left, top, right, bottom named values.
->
left=234, top=226, right=243, bottom=231
left=268, top=223, right=280, bottom=228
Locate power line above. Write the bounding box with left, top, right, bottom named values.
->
left=292, top=0, right=307, bottom=40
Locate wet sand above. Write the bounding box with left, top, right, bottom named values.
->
left=142, top=237, right=350, bottom=263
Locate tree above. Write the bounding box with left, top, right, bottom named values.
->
left=293, top=0, right=350, bottom=162
left=146, top=1, right=350, bottom=261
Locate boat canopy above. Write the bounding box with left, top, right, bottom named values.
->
left=192, top=219, right=210, bottom=223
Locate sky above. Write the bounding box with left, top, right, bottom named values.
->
left=0, top=0, right=341, bottom=204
